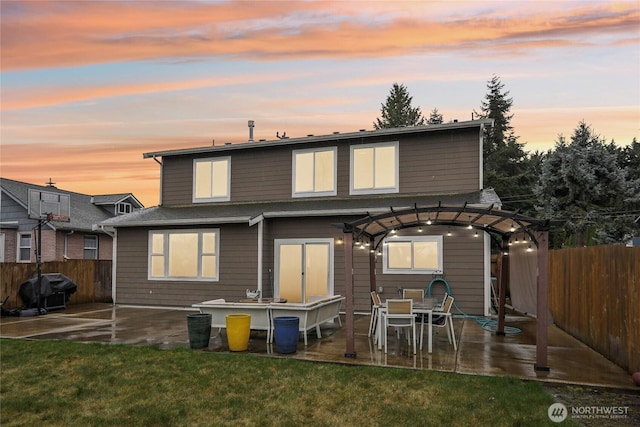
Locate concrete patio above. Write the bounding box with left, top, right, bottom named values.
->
left=0, top=303, right=636, bottom=391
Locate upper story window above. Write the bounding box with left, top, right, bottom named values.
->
left=83, top=235, right=98, bottom=259
left=350, top=141, right=399, bottom=195
left=148, top=229, right=219, bottom=281
left=18, top=233, right=31, bottom=262
left=193, top=157, right=231, bottom=203
left=116, top=202, right=133, bottom=215
left=383, top=235, right=443, bottom=274
left=292, top=147, right=337, bottom=197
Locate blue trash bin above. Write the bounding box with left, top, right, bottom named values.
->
left=273, top=316, right=299, bottom=354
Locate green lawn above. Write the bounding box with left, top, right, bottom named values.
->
left=0, top=339, right=573, bottom=426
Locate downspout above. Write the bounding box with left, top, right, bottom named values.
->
left=112, top=228, right=117, bottom=304
left=95, top=224, right=116, bottom=304
left=152, top=155, right=163, bottom=206
left=483, top=230, right=491, bottom=317
left=479, top=123, right=485, bottom=189
left=249, top=214, right=264, bottom=295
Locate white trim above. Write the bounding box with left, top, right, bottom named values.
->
left=483, top=230, right=491, bottom=317
left=257, top=218, right=263, bottom=293
left=192, top=156, right=231, bottom=203
left=479, top=124, right=485, bottom=189
left=350, top=141, right=399, bottom=195
left=382, top=235, right=443, bottom=275
left=291, top=146, right=337, bottom=198
left=17, top=232, right=32, bottom=263
left=112, top=229, right=118, bottom=303
left=274, top=238, right=335, bottom=302
left=249, top=213, right=264, bottom=227
left=83, top=235, right=98, bottom=260
left=147, top=229, right=220, bottom=281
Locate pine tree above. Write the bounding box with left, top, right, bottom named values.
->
left=427, top=108, right=443, bottom=125
left=374, top=83, right=425, bottom=129
left=476, top=75, right=536, bottom=214
left=535, top=122, right=633, bottom=246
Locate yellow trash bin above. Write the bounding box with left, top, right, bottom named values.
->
left=226, top=313, right=251, bottom=351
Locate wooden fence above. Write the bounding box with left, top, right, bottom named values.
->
left=1, top=260, right=112, bottom=308
left=548, top=245, right=639, bottom=374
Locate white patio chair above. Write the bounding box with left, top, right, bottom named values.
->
left=383, top=299, right=416, bottom=354
left=368, top=291, right=382, bottom=339
left=432, top=295, right=457, bottom=350
left=402, top=288, right=424, bottom=303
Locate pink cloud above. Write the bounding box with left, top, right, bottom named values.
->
left=2, top=1, right=637, bottom=71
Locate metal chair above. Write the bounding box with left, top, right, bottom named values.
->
left=402, top=288, right=424, bottom=303
left=383, top=299, right=416, bottom=354
left=368, top=291, right=382, bottom=338
left=433, top=295, right=457, bottom=350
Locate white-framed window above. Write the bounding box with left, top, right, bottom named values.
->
left=0, top=234, right=5, bottom=262
left=83, top=235, right=98, bottom=260
left=18, top=233, right=32, bottom=262
left=148, top=229, right=219, bottom=281
left=383, top=235, right=443, bottom=274
left=193, top=157, right=231, bottom=202
left=292, top=147, right=337, bottom=197
left=274, top=238, right=334, bottom=303
left=117, top=202, right=132, bottom=215
left=350, top=141, right=399, bottom=195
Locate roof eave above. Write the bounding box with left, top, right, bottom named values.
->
left=143, top=119, right=493, bottom=159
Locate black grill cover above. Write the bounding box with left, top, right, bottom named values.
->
left=18, top=273, right=77, bottom=308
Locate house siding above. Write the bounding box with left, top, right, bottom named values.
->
left=373, top=226, right=485, bottom=315
left=114, top=218, right=485, bottom=315
left=160, top=128, right=480, bottom=206
left=115, top=224, right=258, bottom=306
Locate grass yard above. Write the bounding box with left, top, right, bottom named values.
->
left=0, top=339, right=572, bottom=426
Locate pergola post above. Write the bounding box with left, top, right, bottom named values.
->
left=369, top=241, right=377, bottom=294
left=534, top=230, right=550, bottom=371
left=496, top=235, right=509, bottom=335
left=343, top=230, right=356, bottom=358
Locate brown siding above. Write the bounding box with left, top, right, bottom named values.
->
left=115, top=219, right=487, bottom=313
left=160, top=128, right=481, bottom=206
left=398, top=128, right=480, bottom=194
left=373, top=225, right=485, bottom=315
left=161, top=156, right=193, bottom=206
left=115, top=224, right=258, bottom=307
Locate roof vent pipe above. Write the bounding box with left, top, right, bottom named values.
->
left=248, top=120, right=255, bottom=142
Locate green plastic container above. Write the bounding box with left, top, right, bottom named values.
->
left=187, top=313, right=212, bottom=349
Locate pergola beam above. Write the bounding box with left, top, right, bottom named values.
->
left=340, top=204, right=561, bottom=370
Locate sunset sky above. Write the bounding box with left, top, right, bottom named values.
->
left=1, top=0, right=638, bottom=207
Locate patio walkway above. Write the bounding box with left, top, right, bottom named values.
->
left=0, top=303, right=636, bottom=390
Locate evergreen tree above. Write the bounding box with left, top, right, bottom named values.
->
left=476, top=75, right=536, bottom=215
left=535, top=122, right=634, bottom=247
left=476, top=75, right=514, bottom=157
left=427, top=108, right=443, bottom=125
left=374, top=83, right=425, bottom=129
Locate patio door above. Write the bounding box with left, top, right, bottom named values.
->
left=275, top=239, right=333, bottom=303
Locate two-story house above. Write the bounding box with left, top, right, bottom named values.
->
left=100, top=120, right=508, bottom=315
left=0, top=178, right=143, bottom=262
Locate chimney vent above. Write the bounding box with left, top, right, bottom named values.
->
left=248, top=120, right=255, bottom=142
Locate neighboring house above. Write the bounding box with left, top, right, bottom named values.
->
left=0, top=178, right=143, bottom=262
left=102, top=120, right=501, bottom=315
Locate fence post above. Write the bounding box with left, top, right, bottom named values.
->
left=534, top=230, right=550, bottom=371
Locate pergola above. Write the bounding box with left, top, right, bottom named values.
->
left=339, top=202, right=562, bottom=371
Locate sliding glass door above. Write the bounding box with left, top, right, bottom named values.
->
left=275, top=239, right=333, bottom=303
